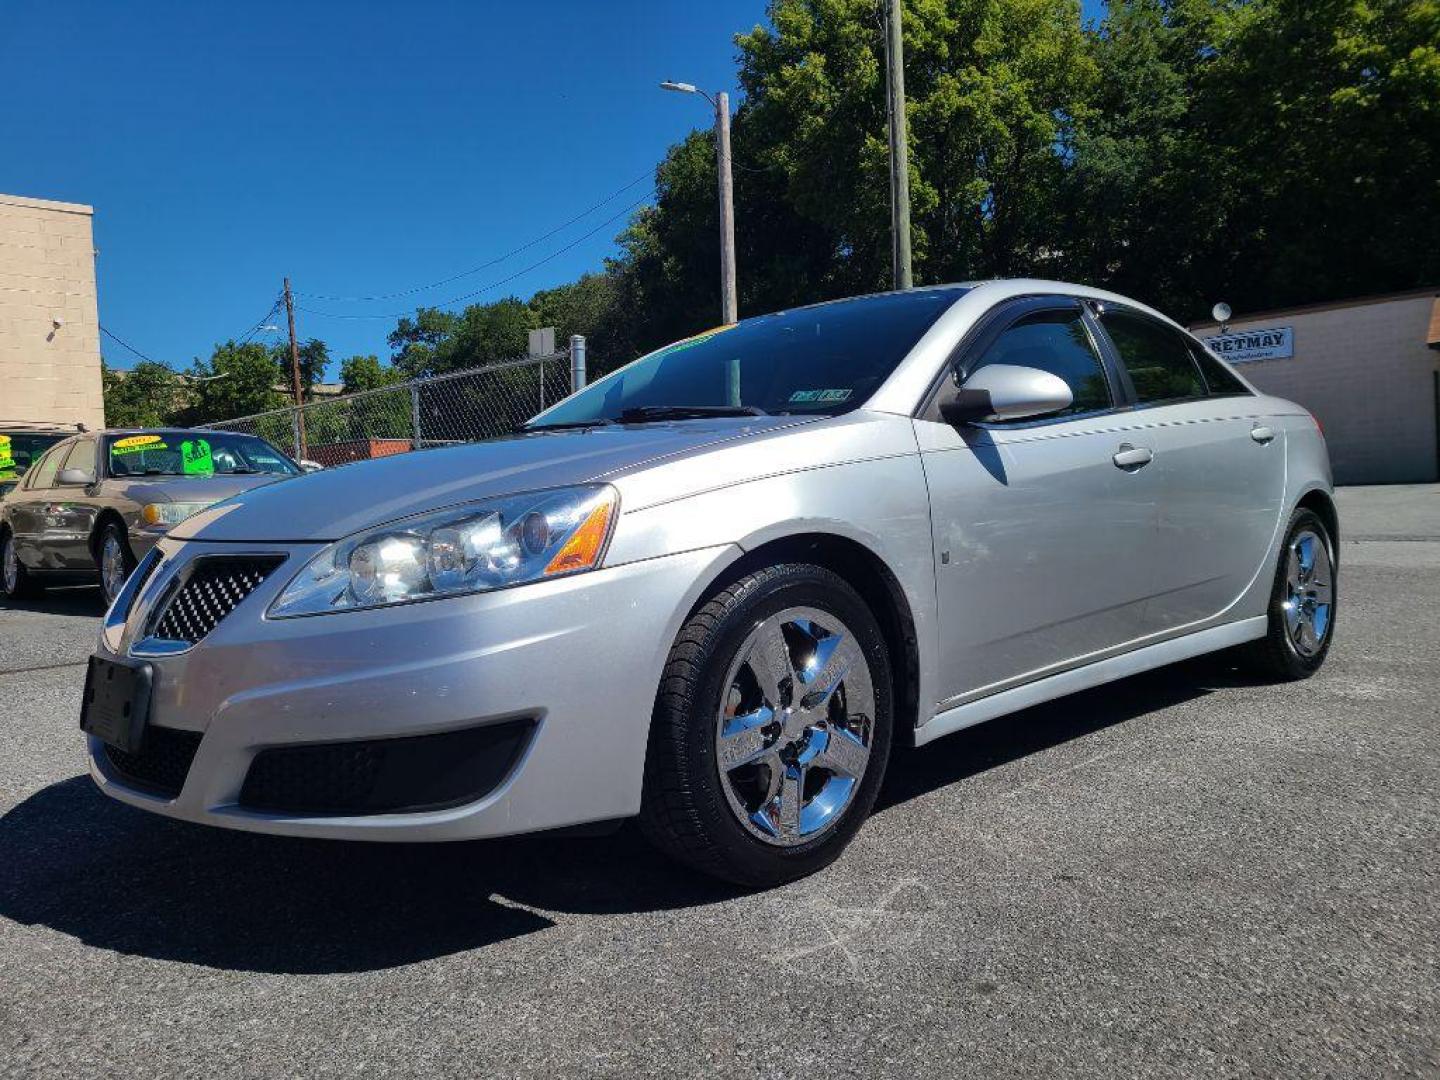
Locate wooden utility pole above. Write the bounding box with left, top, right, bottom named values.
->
left=883, top=0, right=913, bottom=289
left=715, top=91, right=738, bottom=324
left=282, top=277, right=308, bottom=459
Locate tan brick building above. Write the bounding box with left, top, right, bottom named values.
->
left=0, top=193, right=104, bottom=430
left=1191, top=288, right=1440, bottom=485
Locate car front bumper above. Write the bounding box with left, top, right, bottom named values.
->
left=88, top=537, right=737, bottom=840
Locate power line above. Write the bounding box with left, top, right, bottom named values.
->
left=299, top=191, right=657, bottom=321
left=99, top=324, right=156, bottom=364
left=298, top=170, right=656, bottom=303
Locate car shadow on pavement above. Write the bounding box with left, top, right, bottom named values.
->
left=0, top=657, right=1252, bottom=977
left=0, top=585, right=104, bottom=617
left=0, top=775, right=740, bottom=976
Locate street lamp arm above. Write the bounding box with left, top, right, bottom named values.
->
left=659, top=80, right=717, bottom=109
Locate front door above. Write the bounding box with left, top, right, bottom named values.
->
left=916, top=298, right=1162, bottom=708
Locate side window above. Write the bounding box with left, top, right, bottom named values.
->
left=1100, top=310, right=1207, bottom=404
left=60, top=439, right=96, bottom=478
left=1191, top=344, right=1252, bottom=397
left=966, top=307, right=1113, bottom=419
left=26, top=446, right=65, bottom=490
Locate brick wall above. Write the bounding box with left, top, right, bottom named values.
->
left=1194, top=292, right=1440, bottom=485
left=0, top=193, right=104, bottom=429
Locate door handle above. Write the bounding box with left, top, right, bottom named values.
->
left=1112, top=443, right=1153, bottom=470
left=1250, top=426, right=1276, bottom=444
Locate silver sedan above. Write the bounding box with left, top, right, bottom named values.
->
left=82, top=280, right=1336, bottom=886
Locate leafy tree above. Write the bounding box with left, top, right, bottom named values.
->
left=271, top=337, right=330, bottom=398
left=101, top=360, right=191, bottom=428
left=187, top=341, right=286, bottom=423
left=339, top=353, right=405, bottom=394
left=388, top=308, right=460, bottom=376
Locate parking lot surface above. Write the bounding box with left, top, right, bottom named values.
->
left=1, top=485, right=1437, bottom=1078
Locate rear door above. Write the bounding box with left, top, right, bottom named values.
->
left=1093, top=305, right=1286, bottom=630
left=916, top=297, right=1163, bottom=705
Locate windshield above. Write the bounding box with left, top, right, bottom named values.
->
left=529, top=288, right=963, bottom=428
left=0, top=432, right=66, bottom=480
left=105, top=432, right=301, bottom=478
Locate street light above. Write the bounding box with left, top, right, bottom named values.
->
left=661, top=79, right=738, bottom=325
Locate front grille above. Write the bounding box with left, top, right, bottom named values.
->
left=239, top=719, right=535, bottom=816
left=150, top=556, right=285, bottom=645
left=103, top=725, right=203, bottom=797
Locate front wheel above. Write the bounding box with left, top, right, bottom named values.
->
left=1238, top=507, right=1337, bottom=680
left=639, top=563, right=893, bottom=888
left=96, top=522, right=136, bottom=608
left=2, top=529, right=44, bottom=601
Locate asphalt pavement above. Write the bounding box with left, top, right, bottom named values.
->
left=1, top=485, right=1437, bottom=1078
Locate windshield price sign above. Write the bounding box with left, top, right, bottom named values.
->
left=1203, top=326, right=1294, bottom=364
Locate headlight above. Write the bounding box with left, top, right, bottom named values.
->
left=141, top=501, right=213, bottom=526
left=268, top=484, right=617, bottom=617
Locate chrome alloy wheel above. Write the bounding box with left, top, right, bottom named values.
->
left=1284, top=528, right=1333, bottom=657
left=101, top=533, right=127, bottom=603
left=715, top=606, right=876, bottom=846
left=2, top=535, right=17, bottom=594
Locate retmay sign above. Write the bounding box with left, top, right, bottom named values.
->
left=1203, top=326, right=1294, bottom=364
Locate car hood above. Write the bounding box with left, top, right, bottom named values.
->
left=171, top=417, right=815, bottom=543
left=114, top=473, right=290, bottom=507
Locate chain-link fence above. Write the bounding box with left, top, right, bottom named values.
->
left=205, top=343, right=583, bottom=466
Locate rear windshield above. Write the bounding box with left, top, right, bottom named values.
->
left=530, top=288, right=963, bottom=427
left=105, top=433, right=300, bottom=477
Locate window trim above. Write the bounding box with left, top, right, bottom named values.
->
left=1089, top=302, right=1215, bottom=410
left=916, top=295, right=1130, bottom=429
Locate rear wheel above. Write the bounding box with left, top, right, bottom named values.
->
left=96, top=522, right=136, bottom=607
left=1238, top=507, right=1336, bottom=680
left=639, top=563, right=893, bottom=887
left=1, top=529, right=44, bottom=601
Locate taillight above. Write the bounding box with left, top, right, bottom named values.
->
left=1309, top=411, right=1324, bottom=436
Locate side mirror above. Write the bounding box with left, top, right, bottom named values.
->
left=57, top=467, right=96, bottom=486
left=938, top=364, right=1073, bottom=426
left=299, top=459, right=324, bottom=473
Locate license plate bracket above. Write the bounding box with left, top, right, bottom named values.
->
left=80, top=656, right=153, bottom=753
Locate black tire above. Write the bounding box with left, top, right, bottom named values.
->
left=639, top=563, right=894, bottom=888
left=95, top=521, right=136, bottom=607
left=1237, top=507, right=1337, bottom=680
left=1, top=528, right=44, bottom=601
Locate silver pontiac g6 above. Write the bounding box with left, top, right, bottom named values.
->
left=83, top=280, right=1337, bottom=886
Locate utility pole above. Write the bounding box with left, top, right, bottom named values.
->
left=883, top=0, right=913, bottom=289
left=282, top=277, right=308, bottom=459
left=715, top=91, right=738, bottom=324
left=661, top=80, right=739, bottom=324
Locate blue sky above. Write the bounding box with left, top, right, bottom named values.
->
left=2, top=0, right=1106, bottom=378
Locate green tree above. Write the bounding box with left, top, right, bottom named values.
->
left=271, top=337, right=330, bottom=397
left=188, top=341, right=286, bottom=423
left=339, top=353, right=405, bottom=394
left=388, top=308, right=460, bottom=376
left=101, top=360, right=191, bottom=428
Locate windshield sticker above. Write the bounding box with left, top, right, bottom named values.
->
left=0, top=436, right=12, bottom=472
left=113, top=434, right=165, bottom=451
left=112, top=440, right=168, bottom=456
left=180, top=438, right=214, bottom=475
left=788, top=388, right=852, bottom=404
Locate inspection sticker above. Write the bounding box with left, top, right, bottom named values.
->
left=788, top=388, right=852, bottom=404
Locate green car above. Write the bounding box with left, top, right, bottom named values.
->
left=0, top=425, right=81, bottom=500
